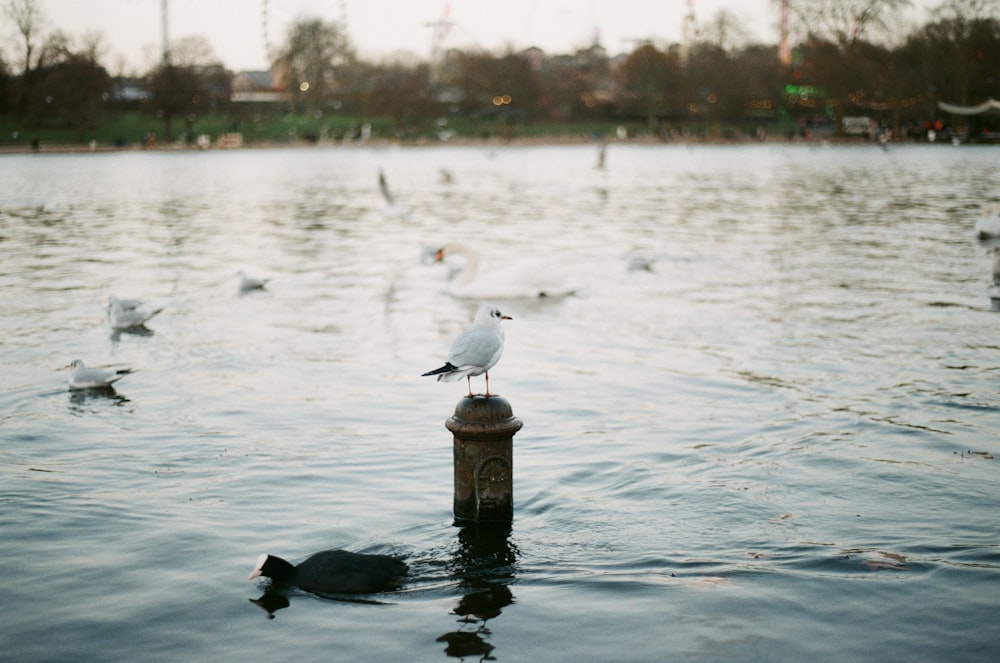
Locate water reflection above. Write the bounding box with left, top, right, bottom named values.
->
left=439, top=523, right=517, bottom=660
left=109, top=325, right=156, bottom=343
left=451, top=581, right=514, bottom=627
left=436, top=630, right=496, bottom=660
left=247, top=585, right=399, bottom=619
left=248, top=593, right=290, bottom=620
left=68, top=386, right=131, bottom=410
left=6, top=146, right=1000, bottom=661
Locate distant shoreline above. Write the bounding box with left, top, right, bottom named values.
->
left=0, top=133, right=952, bottom=155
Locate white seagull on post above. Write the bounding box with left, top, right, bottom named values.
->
left=422, top=304, right=511, bottom=397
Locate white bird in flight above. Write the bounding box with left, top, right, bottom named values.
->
left=107, top=296, right=163, bottom=330
left=68, top=359, right=134, bottom=389
left=422, top=304, right=511, bottom=397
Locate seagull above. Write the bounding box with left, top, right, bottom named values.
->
left=626, top=255, right=655, bottom=272
left=975, top=207, right=1000, bottom=240
left=107, top=296, right=143, bottom=311
left=107, top=296, right=163, bottom=330
left=422, top=304, right=511, bottom=397
left=68, top=359, right=134, bottom=389
left=238, top=270, right=270, bottom=293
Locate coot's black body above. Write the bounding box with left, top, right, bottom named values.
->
left=249, top=550, right=407, bottom=594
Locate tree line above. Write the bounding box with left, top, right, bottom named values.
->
left=1, top=0, right=998, bottom=144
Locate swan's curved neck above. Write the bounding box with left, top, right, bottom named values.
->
left=443, top=242, right=479, bottom=285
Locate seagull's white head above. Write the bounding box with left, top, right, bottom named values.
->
left=477, top=304, right=512, bottom=326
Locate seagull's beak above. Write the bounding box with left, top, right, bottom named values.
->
left=502, top=315, right=512, bottom=321
left=433, top=248, right=445, bottom=262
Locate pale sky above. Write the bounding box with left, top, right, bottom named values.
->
left=16, top=0, right=934, bottom=74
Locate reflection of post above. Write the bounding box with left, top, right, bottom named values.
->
left=438, top=522, right=517, bottom=658
left=447, top=395, right=522, bottom=523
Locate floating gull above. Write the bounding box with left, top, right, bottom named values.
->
left=626, top=255, right=655, bottom=272
left=432, top=242, right=578, bottom=299
left=422, top=304, right=511, bottom=397
left=68, top=359, right=134, bottom=389
left=107, top=296, right=144, bottom=311
left=975, top=207, right=1000, bottom=240
left=249, top=550, right=407, bottom=595
left=238, top=270, right=270, bottom=294
left=107, top=296, right=163, bottom=330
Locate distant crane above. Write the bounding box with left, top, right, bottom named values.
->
left=425, top=2, right=454, bottom=85
left=160, top=0, right=169, bottom=64
left=425, top=3, right=453, bottom=64
left=779, top=0, right=791, bottom=65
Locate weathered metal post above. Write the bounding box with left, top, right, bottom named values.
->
left=447, top=395, right=522, bottom=523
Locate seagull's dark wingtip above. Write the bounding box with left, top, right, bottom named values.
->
left=422, top=362, right=457, bottom=377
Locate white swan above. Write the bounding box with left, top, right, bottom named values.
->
left=975, top=207, right=1000, bottom=239
left=432, top=242, right=578, bottom=300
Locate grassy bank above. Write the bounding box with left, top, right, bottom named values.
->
left=0, top=110, right=631, bottom=148
left=0, top=110, right=786, bottom=151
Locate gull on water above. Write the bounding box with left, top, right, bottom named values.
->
left=238, top=270, right=270, bottom=293
left=68, top=359, right=134, bottom=389
left=107, top=296, right=163, bottom=330
left=108, top=296, right=144, bottom=311
left=422, top=304, right=511, bottom=397
left=975, top=207, right=1000, bottom=240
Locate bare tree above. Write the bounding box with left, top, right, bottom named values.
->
left=275, top=18, right=355, bottom=115
left=914, top=0, right=1000, bottom=105
left=3, top=0, right=46, bottom=116
left=785, top=0, right=913, bottom=135
left=3, top=0, right=45, bottom=75
left=700, top=9, right=754, bottom=51
left=932, top=0, right=1000, bottom=21
left=785, top=0, right=914, bottom=46
left=620, top=44, right=683, bottom=134
left=147, top=36, right=231, bottom=142
left=31, top=32, right=112, bottom=138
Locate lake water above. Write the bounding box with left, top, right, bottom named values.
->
left=2, top=143, right=999, bottom=662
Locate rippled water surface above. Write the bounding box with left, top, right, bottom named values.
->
left=3, top=144, right=999, bottom=662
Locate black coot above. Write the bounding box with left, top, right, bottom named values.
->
left=248, top=550, right=407, bottom=594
